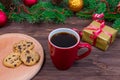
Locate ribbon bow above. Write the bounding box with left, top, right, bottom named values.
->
left=92, top=13, right=104, bottom=23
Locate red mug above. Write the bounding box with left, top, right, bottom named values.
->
left=48, top=28, right=92, bottom=70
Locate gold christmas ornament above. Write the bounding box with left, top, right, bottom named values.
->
left=69, top=0, right=83, bottom=12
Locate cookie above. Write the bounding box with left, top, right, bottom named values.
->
left=13, top=40, right=34, bottom=54
left=3, top=53, right=22, bottom=68
left=20, top=49, right=40, bottom=66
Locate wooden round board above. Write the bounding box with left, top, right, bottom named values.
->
left=0, top=33, right=44, bottom=80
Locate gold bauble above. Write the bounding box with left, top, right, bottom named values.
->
left=69, top=0, right=83, bottom=12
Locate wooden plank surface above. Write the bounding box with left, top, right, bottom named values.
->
left=0, top=17, right=120, bottom=80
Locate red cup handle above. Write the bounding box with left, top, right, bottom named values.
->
left=76, top=42, right=92, bottom=60
left=72, top=28, right=91, bottom=60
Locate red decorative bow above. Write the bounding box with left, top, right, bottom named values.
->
left=92, top=13, right=104, bottom=23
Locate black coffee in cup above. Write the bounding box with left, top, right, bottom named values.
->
left=51, top=32, right=77, bottom=47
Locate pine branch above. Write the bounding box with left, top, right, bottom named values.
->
left=0, top=2, right=6, bottom=11
left=112, top=18, right=120, bottom=32
left=8, top=1, right=73, bottom=23
left=104, top=13, right=120, bottom=21
left=76, top=12, right=92, bottom=19
left=95, top=3, right=106, bottom=13
left=107, top=0, right=119, bottom=12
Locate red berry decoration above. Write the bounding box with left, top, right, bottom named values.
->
left=0, top=10, right=7, bottom=27
left=23, top=0, right=38, bottom=7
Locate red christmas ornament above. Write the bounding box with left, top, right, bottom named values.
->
left=0, top=10, right=7, bottom=27
left=23, top=0, right=38, bottom=7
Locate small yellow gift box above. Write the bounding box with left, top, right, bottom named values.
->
left=82, top=21, right=118, bottom=51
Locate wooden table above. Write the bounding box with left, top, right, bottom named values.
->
left=1, top=17, right=120, bottom=80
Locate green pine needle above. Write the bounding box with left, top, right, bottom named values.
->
left=95, top=3, right=106, bottom=13
left=112, top=18, right=120, bottom=32
left=76, top=12, right=92, bottom=19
